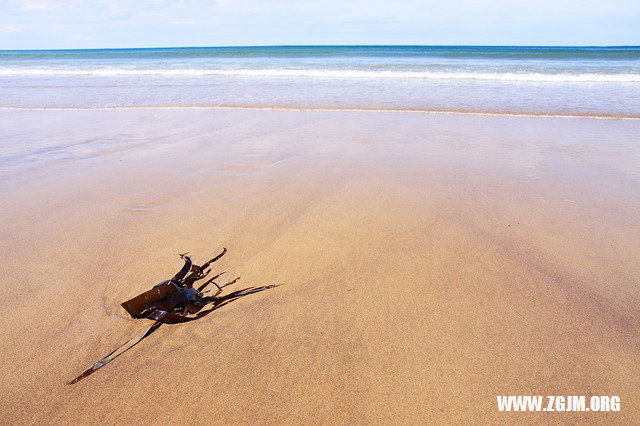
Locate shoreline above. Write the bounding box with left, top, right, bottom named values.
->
left=1, top=104, right=639, bottom=120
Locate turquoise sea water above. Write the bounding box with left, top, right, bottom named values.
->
left=1, top=46, right=639, bottom=116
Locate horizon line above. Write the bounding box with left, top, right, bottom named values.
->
left=2, top=44, right=640, bottom=52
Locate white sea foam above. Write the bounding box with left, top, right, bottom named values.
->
left=1, top=67, right=639, bottom=82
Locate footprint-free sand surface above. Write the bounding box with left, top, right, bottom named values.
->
left=0, top=109, right=638, bottom=423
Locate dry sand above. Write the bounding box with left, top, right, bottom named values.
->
left=0, top=109, right=638, bottom=423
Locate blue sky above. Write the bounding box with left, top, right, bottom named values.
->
left=1, top=0, right=639, bottom=49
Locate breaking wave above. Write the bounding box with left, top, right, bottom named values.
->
left=1, top=67, right=639, bottom=82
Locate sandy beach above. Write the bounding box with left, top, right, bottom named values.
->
left=0, top=108, right=638, bottom=423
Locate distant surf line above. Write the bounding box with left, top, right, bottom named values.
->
left=1, top=105, right=639, bottom=120
left=2, top=68, right=640, bottom=82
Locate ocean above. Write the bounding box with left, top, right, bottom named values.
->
left=1, top=45, right=639, bottom=117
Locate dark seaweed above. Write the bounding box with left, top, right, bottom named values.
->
left=69, top=249, right=276, bottom=385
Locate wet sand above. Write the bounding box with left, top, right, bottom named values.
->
left=0, top=109, right=638, bottom=423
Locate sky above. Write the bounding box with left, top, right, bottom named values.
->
left=1, top=0, right=639, bottom=50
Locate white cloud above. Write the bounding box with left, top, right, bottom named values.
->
left=0, top=24, right=25, bottom=33
left=21, top=0, right=58, bottom=12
